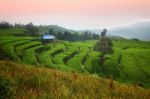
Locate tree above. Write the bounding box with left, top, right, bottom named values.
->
left=94, top=29, right=114, bottom=70
left=63, top=31, right=72, bottom=41
left=101, top=29, right=107, bottom=37
left=25, top=22, right=39, bottom=36
left=0, top=21, right=10, bottom=29
left=49, top=28, right=55, bottom=35
left=92, top=34, right=99, bottom=40
left=14, top=23, right=23, bottom=28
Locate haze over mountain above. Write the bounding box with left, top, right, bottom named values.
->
left=90, top=21, right=150, bottom=41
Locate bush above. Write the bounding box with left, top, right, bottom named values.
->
left=0, top=76, right=13, bottom=98
left=0, top=45, right=12, bottom=60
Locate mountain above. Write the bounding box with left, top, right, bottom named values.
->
left=37, top=22, right=150, bottom=41
left=109, top=22, right=150, bottom=41
left=89, top=22, right=150, bottom=41
left=38, top=25, right=76, bottom=35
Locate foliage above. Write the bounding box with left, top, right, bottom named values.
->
left=94, top=29, right=113, bottom=54
left=94, top=29, right=114, bottom=67
left=0, top=21, right=11, bottom=29
left=0, top=76, right=14, bottom=99
left=25, top=22, right=39, bottom=36
left=0, top=44, right=12, bottom=60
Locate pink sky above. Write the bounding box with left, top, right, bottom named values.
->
left=0, top=0, right=150, bottom=30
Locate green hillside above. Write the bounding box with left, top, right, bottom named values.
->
left=0, top=28, right=150, bottom=88
left=0, top=28, right=150, bottom=98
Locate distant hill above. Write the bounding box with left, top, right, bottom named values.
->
left=109, top=22, right=150, bottom=41
left=89, top=21, right=150, bottom=41
left=38, top=22, right=150, bottom=41
left=38, top=25, right=76, bottom=35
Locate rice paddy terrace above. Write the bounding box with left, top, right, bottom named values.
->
left=0, top=28, right=150, bottom=88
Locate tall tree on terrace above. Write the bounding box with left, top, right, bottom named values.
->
left=94, top=29, right=113, bottom=71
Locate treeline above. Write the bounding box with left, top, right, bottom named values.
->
left=0, top=21, right=25, bottom=29
left=0, top=21, right=13, bottom=29
left=49, top=30, right=99, bottom=41
left=0, top=21, right=99, bottom=41
left=39, top=25, right=99, bottom=41
left=0, top=21, right=39, bottom=36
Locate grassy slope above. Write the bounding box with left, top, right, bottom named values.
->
left=85, top=51, right=100, bottom=73
left=0, top=28, right=25, bottom=36
left=0, top=28, right=150, bottom=88
left=22, top=45, right=43, bottom=64
left=1, top=37, right=150, bottom=87
left=120, top=48, right=150, bottom=87
left=0, top=60, right=150, bottom=99
left=53, top=44, right=76, bottom=66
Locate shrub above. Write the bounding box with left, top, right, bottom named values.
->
left=0, top=45, right=12, bottom=60
left=0, top=76, right=13, bottom=98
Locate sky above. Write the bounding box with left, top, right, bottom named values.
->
left=0, top=0, right=150, bottom=30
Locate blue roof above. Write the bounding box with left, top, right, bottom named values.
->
left=42, top=35, right=55, bottom=40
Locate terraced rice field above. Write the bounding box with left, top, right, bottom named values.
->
left=0, top=36, right=150, bottom=87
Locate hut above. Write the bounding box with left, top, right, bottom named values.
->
left=41, top=34, right=55, bottom=44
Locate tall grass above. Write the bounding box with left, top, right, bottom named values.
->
left=0, top=60, right=149, bottom=99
